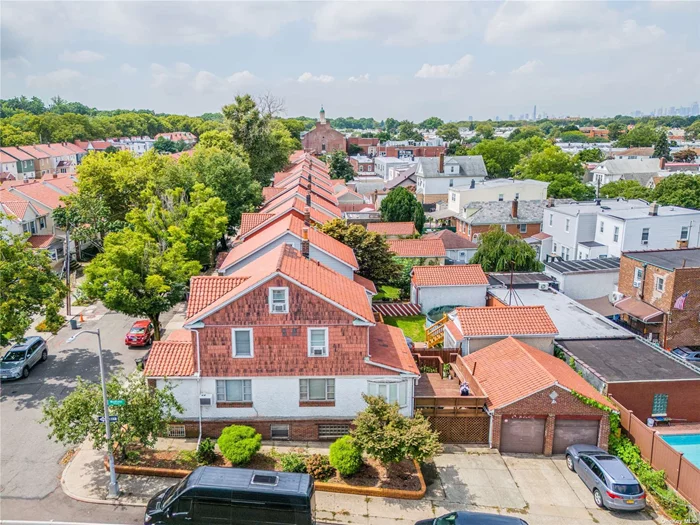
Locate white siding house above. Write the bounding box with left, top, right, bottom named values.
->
left=448, top=179, right=549, bottom=214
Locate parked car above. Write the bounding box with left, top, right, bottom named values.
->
left=565, top=444, right=646, bottom=511
left=671, top=346, right=700, bottom=363
left=125, top=320, right=154, bottom=347
left=144, top=466, right=315, bottom=524
left=0, top=336, right=48, bottom=380
left=416, top=511, right=529, bottom=524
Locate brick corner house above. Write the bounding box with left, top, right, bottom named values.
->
left=301, top=107, right=347, bottom=156
left=145, top=243, right=419, bottom=441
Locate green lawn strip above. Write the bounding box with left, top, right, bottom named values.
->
left=383, top=315, right=426, bottom=342
left=373, top=285, right=401, bottom=302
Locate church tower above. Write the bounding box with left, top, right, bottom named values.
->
left=319, top=105, right=326, bottom=125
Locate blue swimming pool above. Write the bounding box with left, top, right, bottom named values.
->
left=661, top=433, right=700, bottom=468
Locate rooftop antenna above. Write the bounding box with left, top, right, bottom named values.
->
left=504, top=260, right=524, bottom=306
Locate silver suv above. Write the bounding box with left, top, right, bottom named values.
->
left=0, top=336, right=48, bottom=380
left=565, top=444, right=646, bottom=511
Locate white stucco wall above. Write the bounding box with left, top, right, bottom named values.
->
left=544, top=269, right=619, bottom=301
left=445, top=248, right=477, bottom=263
left=414, top=284, right=487, bottom=313
left=418, top=176, right=486, bottom=197
left=448, top=181, right=548, bottom=213
left=158, top=375, right=415, bottom=420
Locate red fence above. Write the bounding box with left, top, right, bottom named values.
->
left=611, top=396, right=700, bottom=513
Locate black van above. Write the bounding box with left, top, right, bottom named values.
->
left=144, top=467, right=316, bottom=525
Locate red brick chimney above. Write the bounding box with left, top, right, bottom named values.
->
left=303, top=206, right=311, bottom=227
left=659, top=157, right=666, bottom=170
left=438, top=152, right=445, bottom=173
left=649, top=201, right=659, bottom=216
left=301, top=227, right=310, bottom=259
left=511, top=199, right=518, bottom=219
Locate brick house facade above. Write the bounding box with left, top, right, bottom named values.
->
left=455, top=221, right=542, bottom=242
left=377, top=145, right=446, bottom=158
left=301, top=108, right=347, bottom=155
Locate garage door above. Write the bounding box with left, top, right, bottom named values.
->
left=552, top=419, right=600, bottom=454
left=500, top=417, right=545, bottom=454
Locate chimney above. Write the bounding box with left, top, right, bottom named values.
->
left=649, top=201, right=659, bottom=216
left=438, top=152, right=445, bottom=173
left=547, top=197, right=554, bottom=208
left=511, top=199, right=518, bottom=219
left=659, top=157, right=666, bottom=170
left=52, top=173, right=57, bottom=179
left=305, top=191, right=311, bottom=207
left=303, top=206, right=311, bottom=227
left=301, top=227, right=310, bottom=259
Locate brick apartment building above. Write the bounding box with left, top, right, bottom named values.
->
left=615, top=248, right=700, bottom=348
left=301, top=107, right=347, bottom=155
left=348, top=155, right=374, bottom=175
left=347, top=137, right=379, bottom=156
left=377, top=145, right=446, bottom=158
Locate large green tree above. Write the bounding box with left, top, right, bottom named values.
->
left=467, top=138, right=521, bottom=178
left=513, top=146, right=584, bottom=179
left=672, top=149, right=698, bottom=163
left=653, top=174, right=700, bottom=209
left=607, top=122, right=624, bottom=141
left=52, top=193, right=124, bottom=252
left=475, top=123, right=494, bottom=139
left=419, top=117, right=444, bottom=129
left=615, top=124, right=658, bottom=148
left=469, top=226, right=542, bottom=272
left=0, top=221, right=68, bottom=344
left=379, top=187, right=425, bottom=232
left=320, top=219, right=401, bottom=284
left=599, top=180, right=652, bottom=200
left=652, top=131, right=671, bottom=160
left=326, top=150, right=355, bottom=182
left=436, top=123, right=461, bottom=143
left=397, top=120, right=423, bottom=142
left=574, top=148, right=606, bottom=163
left=82, top=229, right=200, bottom=340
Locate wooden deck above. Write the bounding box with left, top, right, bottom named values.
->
left=416, top=373, right=461, bottom=397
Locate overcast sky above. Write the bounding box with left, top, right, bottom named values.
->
left=2, top=1, right=699, bottom=120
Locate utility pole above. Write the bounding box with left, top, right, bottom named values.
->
left=65, top=224, right=71, bottom=317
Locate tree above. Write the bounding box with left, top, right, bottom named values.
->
left=256, top=91, right=286, bottom=117
left=507, top=125, right=543, bottom=142
left=607, top=122, right=624, bottom=141
left=352, top=395, right=441, bottom=465
left=196, top=129, right=247, bottom=157
left=41, top=371, right=182, bottom=460
left=599, top=180, right=652, bottom=200
left=0, top=123, right=39, bottom=146
left=652, top=131, right=671, bottom=160
left=436, top=123, right=461, bottom=143
left=52, top=193, right=124, bottom=252
left=0, top=221, right=68, bottom=345
left=379, top=187, right=425, bottom=232
left=467, top=138, right=521, bottom=178
left=469, top=227, right=542, bottom=272
left=326, top=150, right=355, bottom=182
left=575, top=148, right=606, bottom=163
left=672, top=149, right=698, bottom=163
left=277, top=119, right=305, bottom=150
left=475, top=123, right=494, bottom=139
left=397, top=120, right=423, bottom=142
left=82, top=229, right=200, bottom=340
left=320, top=219, right=401, bottom=284
left=513, top=136, right=551, bottom=157
left=514, top=146, right=584, bottom=180
left=153, top=136, right=178, bottom=154
left=559, top=130, right=589, bottom=143
left=615, top=124, right=658, bottom=147
left=540, top=173, right=595, bottom=200
left=347, top=143, right=363, bottom=155
left=653, top=174, right=700, bottom=209
left=384, top=118, right=400, bottom=133
left=419, top=117, right=444, bottom=130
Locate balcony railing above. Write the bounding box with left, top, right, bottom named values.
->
left=414, top=396, right=488, bottom=417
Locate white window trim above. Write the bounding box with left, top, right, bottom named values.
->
left=565, top=219, right=570, bottom=233
left=232, top=328, right=254, bottom=358
left=367, top=380, right=408, bottom=407
left=519, top=223, right=527, bottom=233
left=216, top=379, right=253, bottom=402
left=307, top=327, right=329, bottom=357
left=655, top=276, right=665, bottom=292
left=268, top=287, right=289, bottom=314
left=300, top=378, right=335, bottom=401
left=633, top=267, right=643, bottom=288
left=680, top=226, right=689, bottom=240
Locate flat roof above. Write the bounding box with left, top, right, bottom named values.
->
left=488, top=287, right=633, bottom=340
left=604, top=206, right=700, bottom=220
left=488, top=272, right=555, bottom=286
left=545, top=257, right=620, bottom=274
left=624, top=249, right=700, bottom=270
left=579, top=241, right=605, bottom=248
left=557, top=338, right=700, bottom=382
left=549, top=199, right=648, bottom=217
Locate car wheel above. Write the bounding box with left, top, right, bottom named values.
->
left=593, top=489, right=605, bottom=509
left=22, top=366, right=30, bottom=379
left=566, top=455, right=575, bottom=471
left=41, top=350, right=48, bottom=362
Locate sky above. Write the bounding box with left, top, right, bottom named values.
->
left=2, top=1, right=700, bottom=121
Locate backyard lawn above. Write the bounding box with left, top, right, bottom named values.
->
left=383, top=315, right=426, bottom=342
left=373, top=285, right=401, bottom=302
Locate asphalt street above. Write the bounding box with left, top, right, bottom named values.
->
left=0, top=304, right=178, bottom=523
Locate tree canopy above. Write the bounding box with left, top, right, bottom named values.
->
left=615, top=124, right=658, bottom=148
left=419, top=117, right=444, bottom=129
left=574, top=148, right=606, bottom=163
left=652, top=131, right=671, bottom=160
left=379, top=187, right=425, bottom=233
left=467, top=138, right=521, bottom=178
left=469, top=227, right=542, bottom=272
left=436, top=123, right=461, bottom=143
left=326, top=150, right=355, bottom=182
left=599, top=180, right=652, bottom=200
left=653, top=174, right=700, bottom=209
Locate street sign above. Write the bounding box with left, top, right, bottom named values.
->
left=97, top=415, right=118, bottom=423
left=108, top=399, right=126, bottom=406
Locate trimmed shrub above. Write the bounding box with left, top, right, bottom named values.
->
left=305, top=454, right=335, bottom=481
left=280, top=452, right=307, bottom=473
left=329, top=436, right=363, bottom=476
left=217, top=425, right=262, bottom=465
left=196, top=438, right=217, bottom=465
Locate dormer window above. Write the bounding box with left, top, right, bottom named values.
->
left=269, top=287, right=289, bottom=314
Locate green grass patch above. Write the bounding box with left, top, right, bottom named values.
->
left=373, top=285, right=401, bottom=302
left=383, top=315, right=426, bottom=342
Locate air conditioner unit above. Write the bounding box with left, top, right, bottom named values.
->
left=633, top=280, right=641, bottom=288
left=199, top=393, right=213, bottom=406
left=272, top=304, right=287, bottom=313
left=609, top=291, right=624, bottom=303
left=537, top=282, right=549, bottom=291
left=642, top=240, right=649, bottom=245
left=310, top=346, right=327, bottom=357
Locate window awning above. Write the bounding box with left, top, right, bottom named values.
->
left=614, top=296, right=664, bottom=323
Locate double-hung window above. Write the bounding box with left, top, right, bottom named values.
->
left=599, top=221, right=604, bottom=233
left=641, top=228, right=650, bottom=244
left=519, top=223, right=527, bottom=233
left=232, top=328, right=253, bottom=358
left=655, top=276, right=665, bottom=292
left=269, top=287, right=289, bottom=314
left=613, top=226, right=620, bottom=242
left=368, top=381, right=408, bottom=407
left=680, top=226, right=689, bottom=241
left=308, top=328, right=328, bottom=357
left=633, top=267, right=643, bottom=288
left=216, top=380, right=252, bottom=403
left=565, top=218, right=570, bottom=233
left=549, top=213, right=553, bottom=227
left=300, top=378, right=335, bottom=401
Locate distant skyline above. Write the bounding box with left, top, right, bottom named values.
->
left=2, top=1, right=700, bottom=120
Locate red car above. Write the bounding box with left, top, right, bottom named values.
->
left=125, top=320, right=154, bottom=347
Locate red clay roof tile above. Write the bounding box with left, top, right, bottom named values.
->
left=387, top=239, right=446, bottom=258
left=369, top=323, right=419, bottom=375
left=367, top=222, right=417, bottom=236
left=422, top=229, right=477, bottom=249
left=453, top=306, right=558, bottom=337
left=412, top=265, right=488, bottom=287
left=143, top=339, right=195, bottom=377
left=187, top=276, right=249, bottom=319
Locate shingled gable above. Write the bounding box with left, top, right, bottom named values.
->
left=219, top=214, right=358, bottom=273
left=185, top=244, right=375, bottom=327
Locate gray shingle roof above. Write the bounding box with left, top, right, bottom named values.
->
left=462, top=200, right=546, bottom=225
left=417, top=156, right=488, bottom=178
left=595, top=158, right=660, bottom=175
left=545, top=257, right=620, bottom=274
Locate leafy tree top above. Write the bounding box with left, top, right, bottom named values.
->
left=379, top=187, right=425, bottom=233
left=469, top=226, right=542, bottom=272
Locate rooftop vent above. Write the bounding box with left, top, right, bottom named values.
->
left=251, top=474, right=279, bottom=486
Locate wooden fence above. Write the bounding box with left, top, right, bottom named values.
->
left=414, top=395, right=488, bottom=417
left=611, top=396, right=700, bottom=514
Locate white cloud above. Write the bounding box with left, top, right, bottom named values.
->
left=415, top=54, right=473, bottom=79
left=487, top=70, right=497, bottom=76
left=227, top=71, right=256, bottom=84
left=298, top=72, right=334, bottom=84
left=348, top=74, right=370, bottom=83
left=2, top=56, right=31, bottom=69
left=150, top=62, right=193, bottom=88
left=511, top=60, right=542, bottom=75
left=193, top=70, right=257, bottom=93
left=120, top=63, right=137, bottom=75
left=26, top=69, right=82, bottom=89
left=59, top=49, right=105, bottom=63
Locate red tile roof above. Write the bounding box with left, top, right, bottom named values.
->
left=367, top=222, right=417, bottom=236
left=220, top=215, right=357, bottom=272
left=530, top=232, right=552, bottom=240
left=63, top=143, right=87, bottom=155
left=38, top=143, right=76, bottom=157
left=0, top=151, right=18, bottom=163
left=387, top=239, right=446, bottom=258
left=462, top=337, right=614, bottom=410
left=353, top=273, right=377, bottom=294
left=260, top=190, right=341, bottom=218
left=412, top=265, right=488, bottom=287
left=187, top=276, right=249, bottom=319
left=239, top=213, right=275, bottom=236
left=27, top=235, right=56, bottom=249
left=8, top=180, right=72, bottom=211
left=422, top=229, right=477, bottom=249
left=164, top=329, right=192, bottom=342
left=0, top=190, right=31, bottom=220
left=452, top=306, right=558, bottom=337
left=369, top=323, right=420, bottom=375
left=143, top=339, right=195, bottom=377
left=17, top=145, right=51, bottom=159
left=1, top=147, right=35, bottom=162
left=262, top=187, right=285, bottom=202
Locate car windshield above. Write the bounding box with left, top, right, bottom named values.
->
left=612, top=483, right=642, bottom=495
left=130, top=327, right=146, bottom=334
left=2, top=350, right=26, bottom=362
left=162, top=475, right=189, bottom=509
